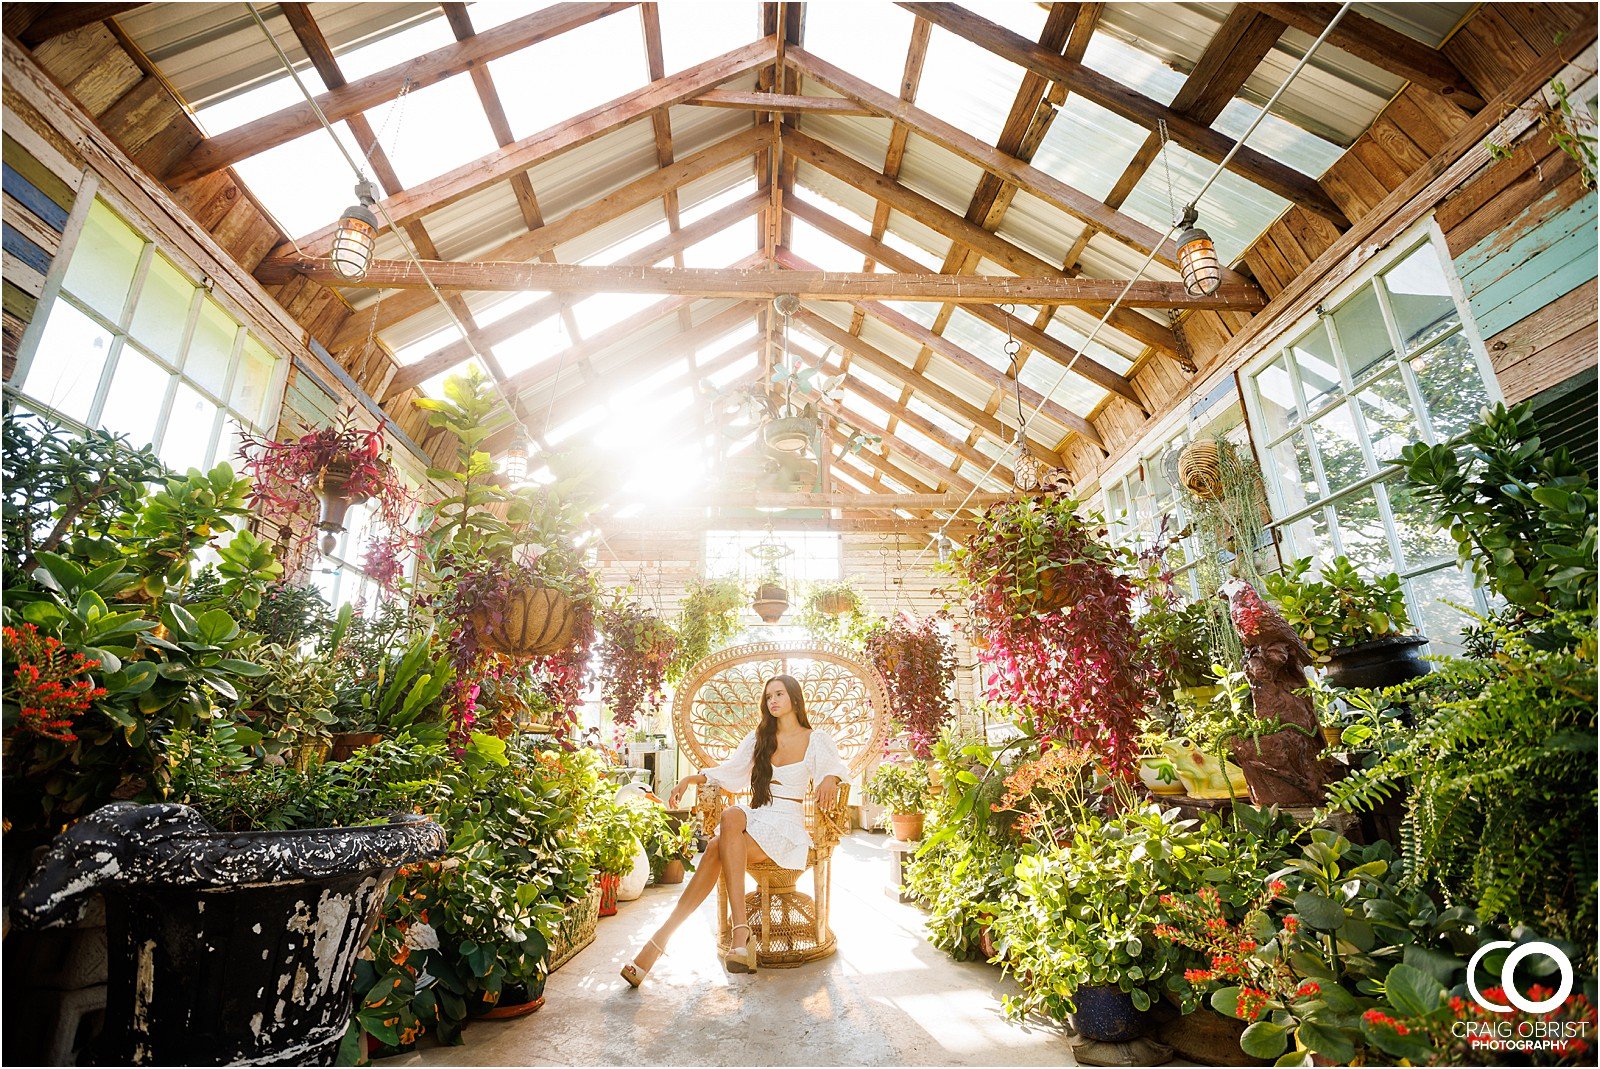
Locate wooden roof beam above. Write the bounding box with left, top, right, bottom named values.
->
left=812, top=395, right=981, bottom=496
left=783, top=128, right=1182, bottom=356
left=324, top=123, right=775, bottom=347
left=168, top=3, right=639, bottom=185
left=1242, top=3, right=1482, bottom=109
left=826, top=429, right=938, bottom=496
left=9, top=4, right=145, bottom=49
left=686, top=90, right=876, bottom=115
left=904, top=3, right=1350, bottom=226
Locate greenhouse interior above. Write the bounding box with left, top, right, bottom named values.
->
left=1, top=2, right=1597, bottom=1067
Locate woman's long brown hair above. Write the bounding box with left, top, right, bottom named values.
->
left=750, top=674, right=810, bottom=809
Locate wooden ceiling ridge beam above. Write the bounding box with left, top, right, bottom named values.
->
left=276, top=36, right=778, bottom=254
left=778, top=202, right=1157, bottom=406
left=323, top=123, right=775, bottom=348
left=782, top=128, right=1181, bottom=356
left=776, top=250, right=1102, bottom=445
left=809, top=391, right=981, bottom=496
left=380, top=191, right=765, bottom=395
left=167, top=3, right=640, bottom=186
left=686, top=89, right=876, bottom=115
left=792, top=307, right=1073, bottom=466
left=903, top=2, right=1350, bottom=226
left=1241, top=3, right=1483, bottom=109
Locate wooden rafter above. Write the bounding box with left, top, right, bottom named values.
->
left=686, top=90, right=876, bottom=115
left=381, top=193, right=765, bottom=396
left=1242, top=3, right=1483, bottom=109
left=826, top=427, right=938, bottom=496
left=905, top=2, right=1350, bottom=226
left=9, top=4, right=145, bottom=48
left=783, top=129, right=1181, bottom=356
left=809, top=391, right=981, bottom=495
left=167, top=3, right=639, bottom=185
left=324, top=123, right=775, bottom=347
left=638, top=3, right=695, bottom=344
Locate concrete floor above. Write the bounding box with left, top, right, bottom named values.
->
left=403, top=830, right=1075, bottom=1067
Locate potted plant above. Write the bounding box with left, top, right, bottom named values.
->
left=864, top=758, right=932, bottom=841
left=597, top=599, right=677, bottom=727
left=238, top=410, right=412, bottom=582
left=667, top=577, right=744, bottom=682
left=1264, top=556, right=1429, bottom=690
left=798, top=579, right=874, bottom=648
left=750, top=568, right=790, bottom=624
left=863, top=612, right=957, bottom=759
left=949, top=498, right=1157, bottom=777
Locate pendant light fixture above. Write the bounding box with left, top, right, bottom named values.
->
left=503, top=427, right=530, bottom=482
left=1175, top=204, right=1222, bottom=298
left=763, top=294, right=815, bottom=454
left=331, top=179, right=380, bottom=281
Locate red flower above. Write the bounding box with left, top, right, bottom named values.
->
left=1295, top=982, right=1320, bottom=998
left=3, top=624, right=103, bottom=743
left=1283, top=915, right=1299, bottom=933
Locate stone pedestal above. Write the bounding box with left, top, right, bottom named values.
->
left=882, top=836, right=919, bottom=903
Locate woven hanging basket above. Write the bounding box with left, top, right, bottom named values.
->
left=470, top=584, right=577, bottom=658
left=815, top=589, right=859, bottom=616
left=1177, top=440, right=1226, bottom=500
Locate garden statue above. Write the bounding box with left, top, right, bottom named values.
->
left=1223, top=581, right=1329, bottom=806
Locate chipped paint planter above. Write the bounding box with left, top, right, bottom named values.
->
left=14, top=803, right=446, bottom=1066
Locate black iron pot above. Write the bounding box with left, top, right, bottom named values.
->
left=1070, top=984, right=1143, bottom=1043
left=14, top=803, right=445, bottom=1066
left=1324, top=633, right=1431, bottom=691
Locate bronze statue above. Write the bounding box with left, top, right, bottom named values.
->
left=1224, top=580, right=1328, bottom=806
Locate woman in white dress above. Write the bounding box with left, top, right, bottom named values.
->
left=621, top=674, right=851, bottom=984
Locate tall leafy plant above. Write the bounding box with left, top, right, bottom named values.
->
left=950, top=498, right=1155, bottom=776
left=863, top=612, right=956, bottom=758
left=597, top=599, right=677, bottom=727
left=667, top=577, right=744, bottom=682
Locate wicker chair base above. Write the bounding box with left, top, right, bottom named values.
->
left=719, top=884, right=837, bottom=968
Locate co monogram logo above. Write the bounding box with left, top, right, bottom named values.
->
left=1467, top=941, right=1574, bottom=1014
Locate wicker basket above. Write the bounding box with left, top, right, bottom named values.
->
left=469, top=584, right=577, bottom=658
left=1177, top=440, right=1226, bottom=500
left=546, top=884, right=602, bottom=973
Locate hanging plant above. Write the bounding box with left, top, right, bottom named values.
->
left=863, top=612, right=956, bottom=759
left=597, top=599, right=678, bottom=727
left=798, top=580, right=872, bottom=648
left=238, top=410, right=412, bottom=582
left=949, top=497, right=1156, bottom=778
left=667, top=578, right=744, bottom=683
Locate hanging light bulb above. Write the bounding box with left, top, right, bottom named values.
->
left=503, top=429, right=530, bottom=482
left=934, top=532, right=955, bottom=564
left=330, top=179, right=381, bottom=281
left=1176, top=204, right=1222, bottom=298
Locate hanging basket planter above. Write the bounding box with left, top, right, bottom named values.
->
left=751, top=583, right=790, bottom=623
left=1020, top=566, right=1078, bottom=613
left=814, top=588, right=859, bottom=616
left=763, top=415, right=814, bottom=454
left=1177, top=440, right=1226, bottom=500
left=470, top=584, right=578, bottom=658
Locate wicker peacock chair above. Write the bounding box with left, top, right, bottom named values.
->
left=672, top=639, right=887, bottom=967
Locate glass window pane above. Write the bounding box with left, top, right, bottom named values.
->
left=185, top=297, right=238, bottom=399
left=62, top=201, right=143, bottom=322
left=1282, top=505, right=1335, bottom=565
left=1405, top=565, right=1478, bottom=656
left=1410, top=333, right=1488, bottom=442
left=216, top=416, right=248, bottom=478
left=128, top=254, right=194, bottom=362
left=1254, top=354, right=1300, bottom=435
left=98, top=347, right=169, bottom=449
left=230, top=335, right=278, bottom=427
left=1309, top=402, right=1369, bottom=490
left=1290, top=323, right=1341, bottom=414
left=1264, top=430, right=1321, bottom=511
left=1383, top=245, right=1458, bottom=353
left=1354, top=372, right=1423, bottom=463
left=1382, top=480, right=1458, bottom=570
left=1331, top=285, right=1395, bottom=382
left=160, top=383, right=218, bottom=472
left=22, top=301, right=112, bottom=422
left=1331, top=488, right=1391, bottom=574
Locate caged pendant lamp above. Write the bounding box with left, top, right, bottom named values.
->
left=503, top=430, right=530, bottom=483
left=330, top=179, right=381, bottom=281
left=1175, top=204, right=1222, bottom=298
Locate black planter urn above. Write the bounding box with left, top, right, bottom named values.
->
left=14, top=803, right=446, bottom=1066
left=1324, top=633, right=1431, bottom=691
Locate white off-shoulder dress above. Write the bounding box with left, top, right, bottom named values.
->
left=701, top=730, right=851, bottom=870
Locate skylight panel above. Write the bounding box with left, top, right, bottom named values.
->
left=584, top=219, right=673, bottom=266
left=546, top=403, right=607, bottom=446
left=681, top=225, right=757, bottom=269
left=572, top=292, right=663, bottom=337
left=958, top=1, right=1049, bottom=41
left=707, top=351, right=758, bottom=386
left=336, top=12, right=454, bottom=80
left=905, top=396, right=970, bottom=441
left=699, top=321, right=760, bottom=360
left=195, top=67, right=329, bottom=136
left=857, top=318, right=920, bottom=367
left=897, top=424, right=959, bottom=469
left=882, top=301, right=939, bottom=330
left=1018, top=358, right=1107, bottom=417
left=420, top=357, right=487, bottom=399
left=793, top=164, right=880, bottom=224
left=917, top=26, right=1027, bottom=147
left=489, top=16, right=649, bottom=140
left=656, top=2, right=762, bottom=76
left=1082, top=32, right=1183, bottom=108
left=362, top=75, right=499, bottom=188
left=393, top=325, right=462, bottom=367
left=1122, top=141, right=1290, bottom=264
left=230, top=124, right=369, bottom=240
left=839, top=393, right=892, bottom=431
left=1044, top=314, right=1137, bottom=376
left=805, top=3, right=917, bottom=98
left=943, top=310, right=1013, bottom=374
left=471, top=291, right=547, bottom=328
left=680, top=175, right=761, bottom=225
left=879, top=228, right=943, bottom=271
left=1212, top=98, right=1343, bottom=179
left=491, top=315, right=571, bottom=377
left=885, top=211, right=957, bottom=268
left=467, top=2, right=561, bottom=33
left=1032, top=95, right=1149, bottom=203
left=790, top=218, right=867, bottom=273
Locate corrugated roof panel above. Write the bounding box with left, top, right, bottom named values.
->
left=803, top=3, right=918, bottom=98
left=792, top=217, right=875, bottom=272
left=526, top=122, right=661, bottom=219
left=1077, top=236, right=1185, bottom=286
left=917, top=20, right=1030, bottom=147
left=1123, top=140, right=1290, bottom=265
left=883, top=210, right=958, bottom=268
left=994, top=189, right=1090, bottom=269
left=561, top=202, right=671, bottom=266
left=1017, top=355, right=1108, bottom=417
left=856, top=317, right=921, bottom=367
left=796, top=112, right=895, bottom=172
left=919, top=352, right=993, bottom=411
left=1032, top=94, right=1151, bottom=203
left=1048, top=309, right=1143, bottom=371
left=1358, top=3, right=1477, bottom=48
left=793, top=165, right=882, bottom=229
left=487, top=16, right=650, bottom=141
left=897, top=135, right=986, bottom=219
left=657, top=2, right=764, bottom=76
left=420, top=184, right=526, bottom=262
left=905, top=396, right=972, bottom=442
left=894, top=424, right=959, bottom=470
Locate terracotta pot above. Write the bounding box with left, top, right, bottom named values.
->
left=659, top=859, right=685, bottom=885
left=327, top=731, right=382, bottom=762
left=469, top=584, right=577, bottom=658
left=1324, top=634, right=1430, bottom=691
left=890, top=811, right=924, bottom=842
left=751, top=583, right=789, bottom=623
left=597, top=872, right=620, bottom=917
left=977, top=923, right=997, bottom=961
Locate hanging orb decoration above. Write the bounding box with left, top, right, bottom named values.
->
left=1176, top=204, right=1222, bottom=298
left=331, top=179, right=381, bottom=281
left=1013, top=444, right=1050, bottom=493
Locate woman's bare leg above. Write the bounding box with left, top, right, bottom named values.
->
left=631, top=834, right=723, bottom=971
left=719, top=808, right=750, bottom=934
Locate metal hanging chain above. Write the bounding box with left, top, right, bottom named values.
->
left=1158, top=117, right=1180, bottom=228
left=363, top=77, right=414, bottom=177
left=1001, top=303, right=1025, bottom=449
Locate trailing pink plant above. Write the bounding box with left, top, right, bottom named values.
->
left=864, top=611, right=956, bottom=758
left=950, top=497, right=1156, bottom=777
left=597, top=599, right=677, bottom=727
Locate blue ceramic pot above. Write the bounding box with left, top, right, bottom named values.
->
left=1071, top=984, right=1142, bottom=1043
